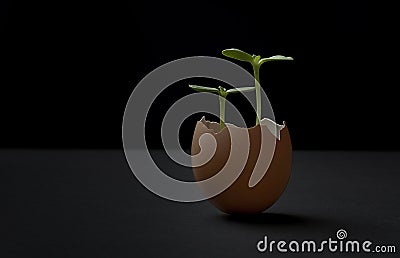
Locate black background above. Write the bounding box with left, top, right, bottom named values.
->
left=1, top=0, right=397, bottom=150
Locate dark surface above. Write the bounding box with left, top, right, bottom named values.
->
left=2, top=149, right=399, bottom=257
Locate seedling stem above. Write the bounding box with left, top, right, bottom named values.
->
left=222, top=48, right=293, bottom=125
left=188, top=84, right=255, bottom=130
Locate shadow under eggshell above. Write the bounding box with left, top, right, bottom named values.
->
left=191, top=117, right=292, bottom=214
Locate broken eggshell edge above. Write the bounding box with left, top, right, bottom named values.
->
left=191, top=117, right=292, bottom=214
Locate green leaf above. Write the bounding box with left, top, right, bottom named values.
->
left=258, top=55, right=294, bottom=65
left=189, top=84, right=219, bottom=93
left=226, top=86, right=255, bottom=94
left=222, top=48, right=254, bottom=63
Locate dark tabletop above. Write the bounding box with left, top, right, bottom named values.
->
left=2, top=149, right=399, bottom=258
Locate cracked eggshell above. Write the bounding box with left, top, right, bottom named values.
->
left=191, top=117, right=292, bottom=214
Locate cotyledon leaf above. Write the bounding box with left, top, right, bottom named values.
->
left=258, top=55, right=294, bottom=65
left=222, top=48, right=254, bottom=63
left=189, top=85, right=219, bottom=93
left=226, top=86, right=255, bottom=94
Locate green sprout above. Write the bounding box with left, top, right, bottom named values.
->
left=222, top=48, right=293, bottom=125
left=189, top=85, right=255, bottom=130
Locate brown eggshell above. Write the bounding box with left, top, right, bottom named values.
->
left=191, top=117, right=292, bottom=214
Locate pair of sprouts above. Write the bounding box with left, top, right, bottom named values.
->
left=189, top=48, right=293, bottom=129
